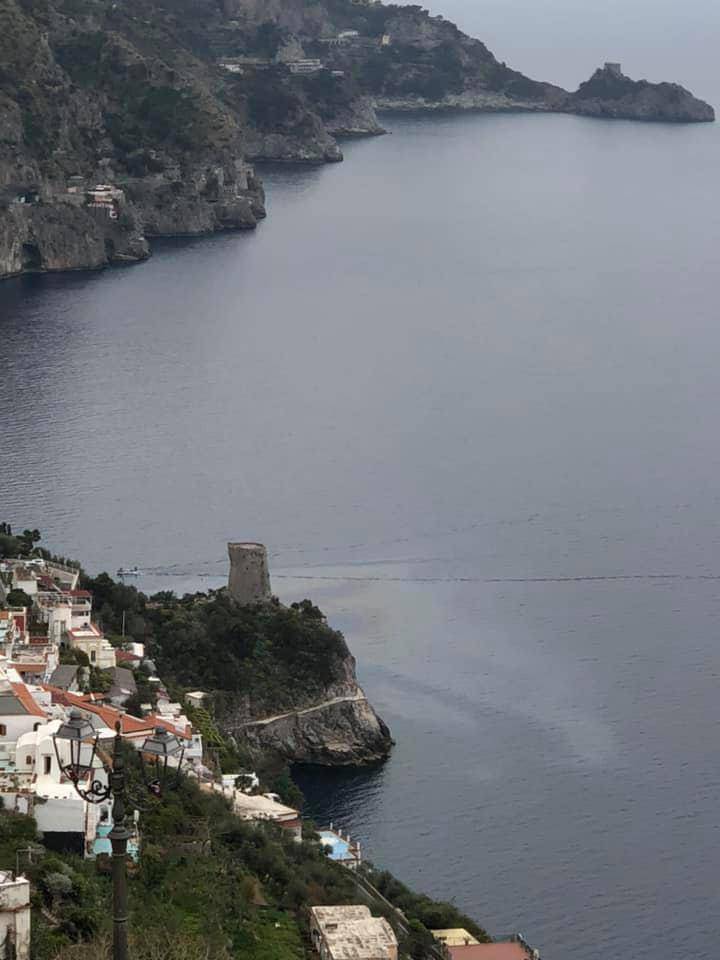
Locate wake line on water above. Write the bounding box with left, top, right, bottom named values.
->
left=135, top=561, right=720, bottom=586
left=272, top=573, right=720, bottom=585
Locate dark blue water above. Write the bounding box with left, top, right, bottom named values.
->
left=2, top=111, right=720, bottom=959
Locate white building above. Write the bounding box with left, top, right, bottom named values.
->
left=309, top=906, right=398, bottom=960
left=0, top=872, right=30, bottom=960
left=0, top=679, right=48, bottom=769
left=86, top=184, right=124, bottom=220
left=67, top=625, right=116, bottom=668
left=0, top=614, right=18, bottom=654
left=287, top=59, right=323, bottom=74
left=185, top=690, right=207, bottom=708
left=220, top=771, right=259, bottom=793
left=9, top=568, right=38, bottom=599
left=206, top=782, right=302, bottom=840
left=38, top=584, right=93, bottom=642
left=15, top=719, right=113, bottom=857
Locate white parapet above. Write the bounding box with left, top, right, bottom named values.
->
left=0, top=872, right=31, bottom=960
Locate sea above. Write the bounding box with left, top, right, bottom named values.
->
left=2, top=11, right=720, bottom=957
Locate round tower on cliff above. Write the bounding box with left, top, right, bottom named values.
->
left=227, top=542, right=271, bottom=604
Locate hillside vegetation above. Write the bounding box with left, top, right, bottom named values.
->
left=0, top=762, right=489, bottom=959
left=86, top=573, right=353, bottom=713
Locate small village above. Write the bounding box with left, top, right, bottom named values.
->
left=0, top=552, right=539, bottom=960
left=216, top=26, right=393, bottom=77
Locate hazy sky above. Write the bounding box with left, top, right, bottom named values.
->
left=397, top=0, right=720, bottom=104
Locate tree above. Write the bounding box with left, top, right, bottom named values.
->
left=255, top=20, right=284, bottom=58
left=6, top=588, right=33, bottom=608
left=0, top=523, right=40, bottom=559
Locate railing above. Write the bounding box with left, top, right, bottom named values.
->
left=494, top=934, right=539, bottom=958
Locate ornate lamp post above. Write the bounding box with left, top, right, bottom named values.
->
left=53, top=711, right=185, bottom=960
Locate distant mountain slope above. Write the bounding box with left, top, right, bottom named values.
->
left=0, top=0, right=713, bottom=280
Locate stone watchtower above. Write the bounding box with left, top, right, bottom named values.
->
left=227, top=542, right=271, bottom=605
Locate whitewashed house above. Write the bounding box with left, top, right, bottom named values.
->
left=0, top=679, right=48, bottom=770
left=15, top=719, right=113, bottom=856
left=67, top=625, right=116, bottom=668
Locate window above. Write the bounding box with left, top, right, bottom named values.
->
left=43, top=756, right=51, bottom=775
left=25, top=755, right=32, bottom=766
left=0, top=725, right=6, bottom=736
left=90, top=650, right=96, bottom=663
left=33, top=722, right=40, bottom=731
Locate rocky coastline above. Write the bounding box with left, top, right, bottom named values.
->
left=374, top=65, right=714, bottom=123
left=0, top=0, right=714, bottom=282
left=223, top=668, right=394, bottom=766
left=0, top=166, right=266, bottom=280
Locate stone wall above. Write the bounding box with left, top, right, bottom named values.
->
left=227, top=542, right=271, bottom=604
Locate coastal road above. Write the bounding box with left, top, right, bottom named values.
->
left=239, top=692, right=367, bottom=727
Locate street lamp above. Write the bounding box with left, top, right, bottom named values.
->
left=53, top=710, right=185, bottom=960
left=140, top=726, right=185, bottom=797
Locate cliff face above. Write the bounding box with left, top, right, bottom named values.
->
left=0, top=202, right=149, bottom=278
left=221, top=655, right=393, bottom=766
left=0, top=0, right=266, bottom=279
left=240, top=696, right=393, bottom=766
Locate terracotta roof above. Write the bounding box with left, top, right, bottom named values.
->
left=68, top=590, right=92, bottom=599
left=116, top=650, right=141, bottom=663
left=10, top=682, right=48, bottom=718
left=44, top=687, right=190, bottom=740
left=10, top=662, right=47, bottom=674
left=448, top=944, right=533, bottom=960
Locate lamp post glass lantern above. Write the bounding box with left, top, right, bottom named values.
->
left=52, top=714, right=185, bottom=960
left=52, top=709, right=108, bottom=798
left=140, top=725, right=185, bottom=796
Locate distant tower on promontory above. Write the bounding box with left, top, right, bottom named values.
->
left=227, top=542, right=271, bottom=604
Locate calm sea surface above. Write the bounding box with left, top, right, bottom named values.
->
left=2, top=112, right=720, bottom=959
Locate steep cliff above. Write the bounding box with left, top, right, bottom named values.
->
left=0, top=0, right=266, bottom=279
left=0, top=202, right=149, bottom=278
left=223, top=657, right=393, bottom=765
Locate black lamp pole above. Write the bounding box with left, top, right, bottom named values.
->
left=108, top=726, right=131, bottom=960
left=53, top=712, right=184, bottom=960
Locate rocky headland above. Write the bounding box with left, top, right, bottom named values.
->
left=0, top=0, right=714, bottom=281
left=122, top=539, right=395, bottom=766
left=562, top=63, right=715, bottom=122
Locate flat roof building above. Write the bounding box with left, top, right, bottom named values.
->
left=310, top=905, right=398, bottom=960
left=446, top=939, right=539, bottom=960
left=432, top=930, right=480, bottom=947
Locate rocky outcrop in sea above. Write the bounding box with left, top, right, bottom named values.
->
left=561, top=64, right=715, bottom=122
left=374, top=64, right=714, bottom=124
